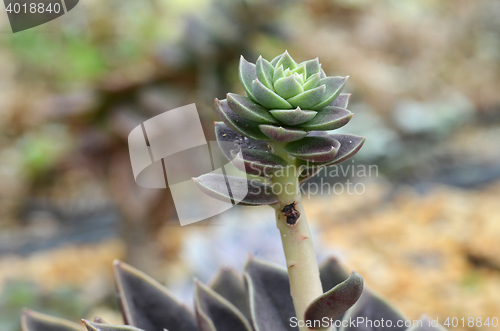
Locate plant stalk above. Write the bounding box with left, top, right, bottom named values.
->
left=272, top=144, right=323, bottom=330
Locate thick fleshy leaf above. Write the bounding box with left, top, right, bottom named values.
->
left=113, top=261, right=198, bottom=331
left=259, top=124, right=308, bottom=142
left=311, top=77, right=348, bottom=110
left=320, top=133, right=366, bottom=166
left=256, top=56, right=274, bottom=90
left=291, top=64, right=306, bottom=76
left=210, top=268, right=251, bottom=321
left=406, top=315, right=448, bottom=331
left=244, top=258, right=297, bottom=331
left=301, top=58, right=321, bottom=78
left=270, top=53, right=284, bottom=66
left=299, top=107, right=353, bottom=131
left=83, top=321, right=143, bottom=331
left=275, top=50, right=296, bottom=70
left=232, top=149, right=288, bottom=176
left=273, top=65, right=285, bottom=82
left=227, top=93, right=279, bottom=124
left=284, top=137, right=340, bottom=162
left=215, top=122, right=271, bottom=163
left=193, top=173, right=279, bottom=206
left=319, top=257, right=350, bottom=293
left=305, top=271, right=364, bottom=330
left=303, top=73, right=321, bottom=91
left=329, top=93, right=351, bottom=109
left=252, top=79, right=292, bottom=109
left=340, top=290, right=407, bottom=331
left=215, top=98, right=271, bottom=141
left=239, top=56, right=258, bottom=101
left=274, top=75, right=304, bottom=99
left=287, top=85, right=326, bottom=109
left=269, top=107, right=317, bottom=126
left=195, top=281, right=252, bottom=331
left=21, top=310, right=81, bottom=331
left=93, top=317, right=108, bottom=324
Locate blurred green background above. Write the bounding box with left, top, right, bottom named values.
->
left=1, top=0, right=500, bottom=330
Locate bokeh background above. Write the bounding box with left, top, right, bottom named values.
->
left=1, top=0, right=500, bottom=330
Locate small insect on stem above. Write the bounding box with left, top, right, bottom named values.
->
left=282, top=202, right=300, bottom=226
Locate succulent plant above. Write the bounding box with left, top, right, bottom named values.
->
left=193, top=52, right=366, bottom=328
left=21, top=257, right=446, bottom=331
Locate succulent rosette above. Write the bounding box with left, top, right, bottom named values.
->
left=196, top=51, right=366, bottom=205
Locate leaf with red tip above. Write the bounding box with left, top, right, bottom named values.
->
left=227, top=93, right=278, bottom=124
left=252, top=79, right=292, bottom=109
left=299, top=107, right=353, bottom=131
left=195, top=281, right=252, bottom=331
left=21, top=310, right=81, bottom=331
left=269, top=107, right=317, bottom=126
left=210, top=268, right=251, bottom=321
left=329, top=93, right=351, bottom=108
left=256, top=56, right=274, bottom=90
left=287, top=85, right=326, bottom=109
left=311, top=77, right=348, bottom=110
left=304, top=271, right=364, bottom=330
left=244, top=258, right=296, bottom=331
left=193, top=173, right=279, bottom=206
left=83, top=320, right=143, bottom=331
left=284, top=137, right=340, bottom=162
left=274, top=50, right=296, bottom=70
left=113, top=261, right=198, bottom=331
left=239, top=56, right=258, bottom=101
left=259, top=125, right=308, bottom=142
left=215, top=99, right=271, bottom=141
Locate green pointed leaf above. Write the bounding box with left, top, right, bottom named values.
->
left=311, top=77, right=348, bottom=110
left=299, top=107, right=353, bottom=131
left=83, top=320, right=143, bottom=331
left=256, top=56, right=274, bottom=90
left=273, top=65, right=285, bottom=82
left=227, top=93, right=279, bottom=124
left=113, top=261, right=198, bottom=331
left=329, top=93, right=351, bottom=108
left=210, top=268, right=251, bottom=321
left=340, top=290, right=407, bottom=331
left=269, top=107, right=317, bottom=126
left=274, top=75, right=304, bottom=99
left=303, top=73, right=321, bottom=91
left=21, top=310, right=81, bottom=331
left=275, top=50, right=296, bottom=70
left=284, top=137, right=340, bottom=162
left=244, top=258, right=296, bottom=331
left=239, top=56, right=258, bottom=101
left=287, top=85, right=326, bottom=109
left=215, top=98, right=271, bottom=141
left=301, top=58, right=320, bottom=78
left=194, top=173, right=279, bottom=206
left=259, top=124, right=308, bottom=142
left=305, top=271, right=364, bottom=330
left=320, top=67, right=327, bottom=78
left=252, top=79, right=292, bottom=109
left=291, top=63, right=306, bottom=76
left=232, top=149, right=288, bottom=176
left=270, top=53, right=284, bottom=66
left=319, top=257, right=350, bottom=293
left=215, top=122, right=271, bottom=163
left=406, top=315, right=449, bottom=331
left=195, top=281, right=252, bottom=331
